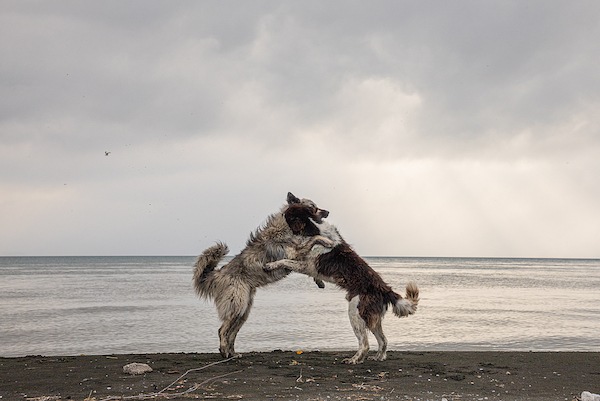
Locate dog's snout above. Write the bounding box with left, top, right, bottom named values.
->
left=320, top=209, right=329, bottom=218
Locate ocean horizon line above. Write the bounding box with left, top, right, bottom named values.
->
left=1, top=254, right=599, bottom=261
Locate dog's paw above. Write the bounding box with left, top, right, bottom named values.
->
left=219, top=347, right=237, bottom=359
left=342, top=357, right=364, bottom=365
left=264, top=261, right=281, bottom=271
left=368, top=353, right=387, bottom=361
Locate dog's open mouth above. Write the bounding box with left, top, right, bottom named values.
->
left=312, top=209, right=329, bottom=224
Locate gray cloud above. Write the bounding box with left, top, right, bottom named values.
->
left=1, top=1, right=599, bottom=257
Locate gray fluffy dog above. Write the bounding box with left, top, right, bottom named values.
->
left=193, top=192, right=330, bottom=358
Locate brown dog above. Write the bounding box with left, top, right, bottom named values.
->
left=266, top=203, right=419, bottom=364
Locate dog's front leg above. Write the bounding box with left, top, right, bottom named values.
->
left=265, top=259, right=299, bottom=271
left=262, top=263, right=290, bottom=278
left=265, top=260, right=325, bottom=288
left=299, top=235, right=334, bottom=254
left=265, top=259, right=311, bottom=275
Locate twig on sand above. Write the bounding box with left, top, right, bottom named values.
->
left=97, top=355, right=242, bottom=400
left=157, top=354, right=240, bottom=395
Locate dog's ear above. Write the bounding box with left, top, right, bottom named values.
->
left=287, top=192, right=300, bottom=204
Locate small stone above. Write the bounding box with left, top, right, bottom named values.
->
left=582, top=392, right=600, bottom=401
left=123, top=362, right=153, bottom=375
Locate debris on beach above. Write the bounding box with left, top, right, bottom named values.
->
left=582, top=391, right=600, bottom=401
left=122, top=362, right=153, bottom=375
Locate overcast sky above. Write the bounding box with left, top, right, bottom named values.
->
left=1, top=1, right=599, bottom=258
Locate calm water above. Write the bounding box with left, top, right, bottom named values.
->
left=0, top=256, right=599, bottom=357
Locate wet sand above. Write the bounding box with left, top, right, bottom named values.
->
left=1, top=351, right=598, bottom=400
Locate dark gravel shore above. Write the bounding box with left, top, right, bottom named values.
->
left=1, top=351, right=599, bottom=401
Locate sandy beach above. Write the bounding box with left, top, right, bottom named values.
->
left=1, top=351, right=598, bottom=401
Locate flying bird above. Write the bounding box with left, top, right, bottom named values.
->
left=105, top=151, right=111, bottom=156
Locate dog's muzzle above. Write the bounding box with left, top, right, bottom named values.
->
left=313, top=209, right=329, bottom=223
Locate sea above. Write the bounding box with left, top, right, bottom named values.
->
left=1, top=256, right=599, bottom=357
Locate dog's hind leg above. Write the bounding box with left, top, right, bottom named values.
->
left=343, top=296, right=370, bottom=364
left=219, top=310, right=251, bottom=358
left=225, top=287, right=256, bottom=357
left=217, top=285, right=255, bottom=358
left=368, top=320, right=388, bottom=361
left=218, top=323, right=233, bottom=358
left=219, top=316, right=246, bottom=358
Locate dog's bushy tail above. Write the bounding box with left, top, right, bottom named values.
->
left=193, top=242, right=228, bottom=300
left=392, top=282, right=419, bottom=317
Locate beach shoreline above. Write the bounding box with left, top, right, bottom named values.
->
left=1, top=351, right=598, bottom=401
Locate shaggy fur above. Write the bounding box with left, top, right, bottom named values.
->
left=193, top=193, right=330, bottom=358
left=266, top=203, right=419, bottom=364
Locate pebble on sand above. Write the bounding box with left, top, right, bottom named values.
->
left=122, top=362, right=153, bottom=375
